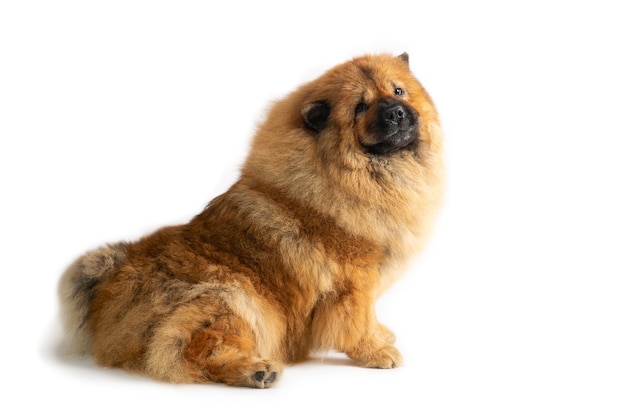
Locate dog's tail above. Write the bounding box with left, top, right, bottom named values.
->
left=58, top=242, right=129, bottom=355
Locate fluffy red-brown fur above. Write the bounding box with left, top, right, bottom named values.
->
left=58, top=53, right=444, bottom=388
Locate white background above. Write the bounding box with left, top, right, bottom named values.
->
left=1, top=1, right=624, bottom=415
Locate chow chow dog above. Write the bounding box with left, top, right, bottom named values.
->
left=58, top=52, right=444, bottom=388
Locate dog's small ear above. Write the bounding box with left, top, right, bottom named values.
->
left=302, top=101, right=330, bottom=132
left=398, top=52, right=409, bottom=65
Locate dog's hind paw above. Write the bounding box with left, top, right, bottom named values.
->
left=248, top=360, right=282, bottom=388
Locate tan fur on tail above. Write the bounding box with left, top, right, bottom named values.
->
left=58, top=242, right=128, bottom=354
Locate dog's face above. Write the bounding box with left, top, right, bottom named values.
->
left=243, top=52, right=442, bottom=200
left=300, top=53, right=438, bottom=165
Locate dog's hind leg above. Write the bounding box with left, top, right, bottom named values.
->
left=183, top=313, right=283, bottom=388
left=146, top=299, right=284, bottom=388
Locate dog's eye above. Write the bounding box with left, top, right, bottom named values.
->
left=394, top=87, right=404, bottom=96
left=355, top=102, right=368, bottom=114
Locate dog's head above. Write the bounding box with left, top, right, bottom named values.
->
left=300, top=53, right=440, bottom=166
left=243, top=53, right=443, bottom=194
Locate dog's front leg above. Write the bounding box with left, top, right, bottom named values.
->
left=310, top=287, right=403, bottom=368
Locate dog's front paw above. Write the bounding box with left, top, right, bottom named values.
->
left=349, top=344, right=403, bottom=369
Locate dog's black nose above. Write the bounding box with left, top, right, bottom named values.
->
left=384, top=104, right=405, bottom=125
